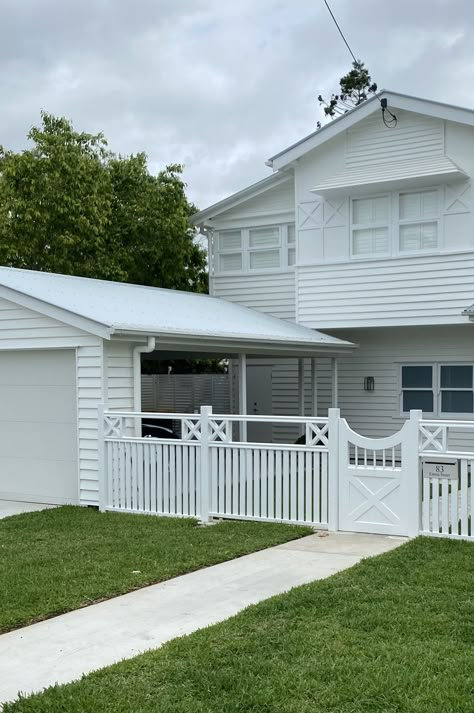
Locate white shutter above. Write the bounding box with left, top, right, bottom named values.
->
left=400, top=222, right=438, bottom=252
left=288, top=247, right=296, bottom=266
left=249, top=227, right=279, bottom=248
left=287, top=224, right=296, bottom=243
left=219, top=230, right=241, bottom=250
left=400, top=190, right=438, bottom=220
left=353, top=227, right=389, bottom=256
left=220, top=253, right=242, bottom=271
left=249, top=249, right=280, bottom=269
left=353, top=196, right=388, bottom=225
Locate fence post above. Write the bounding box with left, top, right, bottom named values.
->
left=327, top=408, right=340, bottom=531
left=200, top=405, right=212, bottom=523
left=97, top=403, right=106, bottom=512
left=405, top=409, right=422, bottom=537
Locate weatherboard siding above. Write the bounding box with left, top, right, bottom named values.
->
left=314, top=325, right=474, bottom=448
left=106, top=340, right=135, bottom=412
left=211, top=272, right=296, bottom=321
left=296, top=252, right=474, bottom=329
left=345, top=110, right=444, bottom=167
left=77, top=342, right=105, bottom=506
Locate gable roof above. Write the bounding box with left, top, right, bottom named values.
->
left=267, top=90, right=474, bottom=170
left=0, top=268, right=354, bottom=356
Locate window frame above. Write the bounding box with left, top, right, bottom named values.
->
left=350, top=193, right=391, bottom=260
left=397, top=188, right=441, bottom=255
left=399, top=362, right=474, bottom=418
left=214, top=223, right=296, bottom=275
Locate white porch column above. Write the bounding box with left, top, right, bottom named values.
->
left=238, top=353, right=247, bottom=441
left=311, top=358, right=318, bottom=417
left=298, top=358, right=305, bottom=435
left=331, top=357, right=338, bottom=408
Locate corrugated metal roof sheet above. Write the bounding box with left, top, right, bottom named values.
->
left=0, top=268, right=353, bottom=352
left=312, top=156, right=466, bottom=194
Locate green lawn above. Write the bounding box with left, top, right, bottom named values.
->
left=0, top=506, right=311, bottom=634
left=5, top=537, right=474, bottom=713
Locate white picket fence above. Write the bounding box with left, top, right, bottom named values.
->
left=99, top=406, right=330, bottom=527
left=419, top=420, right=473, bottom=539
left=98, top=405, right=474, bottom=540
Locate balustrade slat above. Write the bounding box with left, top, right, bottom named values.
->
left=460, top=460, right=469, bottom=536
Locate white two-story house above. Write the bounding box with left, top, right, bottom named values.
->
left=192, top=91, right=474, bottom=439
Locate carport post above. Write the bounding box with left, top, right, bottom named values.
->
left=311, top=358, right=318, bottom=417
left=298, top=358, right=305, bottom=435
left=238, top=353, right=247, bottom=441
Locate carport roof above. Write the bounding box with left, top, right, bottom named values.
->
left=0, top=268, right=354, bottom=356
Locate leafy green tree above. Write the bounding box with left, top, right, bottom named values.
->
left=317, top=60, right=377, bottom=128
left=0, top=112, right=206, bottom=291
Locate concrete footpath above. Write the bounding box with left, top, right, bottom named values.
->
left=0, top=532, right=405, bottom=705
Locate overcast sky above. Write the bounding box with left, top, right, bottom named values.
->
left=1, top=0, right=473, bottom=209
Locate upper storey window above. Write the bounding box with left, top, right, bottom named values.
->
left=216, top=224, right=295, bottom=274
left=399, top=190, right=438, bottom=252
left=350, top=189, right=440, bottom=259
left=351, top=195, right=390, bottom=257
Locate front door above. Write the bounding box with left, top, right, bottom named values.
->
left=247, top=365, right=272, bottom=443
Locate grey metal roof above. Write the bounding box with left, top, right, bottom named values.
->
left=0, top=268, right=354, bottom=355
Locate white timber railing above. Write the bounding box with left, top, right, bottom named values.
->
left=99, top=405, right=330, bottom=528
left=419, top=419, right=474, bottom=539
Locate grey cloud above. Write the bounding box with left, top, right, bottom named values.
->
left=0, top=0, right=473, bottom=208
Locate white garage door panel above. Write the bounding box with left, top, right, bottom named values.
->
left=0, top=351, right=75, bottom=385
left=0, top=423, right=77, bottom=461
left=0, top=458, right=77, bottom=502
left=0, top=350, right=78, bottom=505
left=0, top=386, right=77, bottom=422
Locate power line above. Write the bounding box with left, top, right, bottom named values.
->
left=321, top=0, right=398, bottom=128
left=322, top=0, right=357, bottom=64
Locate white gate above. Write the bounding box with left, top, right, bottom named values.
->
left=338, top=413, right=420, bottom=537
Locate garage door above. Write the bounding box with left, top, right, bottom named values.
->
left=0, top=349, right=78, bottom=505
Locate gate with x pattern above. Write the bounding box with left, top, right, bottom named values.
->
left=337, top=412, right=421, bottom=537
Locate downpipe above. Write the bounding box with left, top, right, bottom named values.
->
left=133, top=336, right=156, bottom=434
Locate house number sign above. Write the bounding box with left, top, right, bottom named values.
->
left=422, top=460, right=458, bottom=480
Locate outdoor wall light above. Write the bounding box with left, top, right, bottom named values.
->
left=364, top=376, right=375, bottom=391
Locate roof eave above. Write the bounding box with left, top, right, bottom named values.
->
left=112, top=328, right=356, bottom=356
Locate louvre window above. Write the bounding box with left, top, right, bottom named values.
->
left=215, top=224, right=295, bottom=273
left=351, top=196, right=390, bottom=257
left=399, top=190, right=438, bottom=252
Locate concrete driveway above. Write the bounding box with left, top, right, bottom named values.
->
left=0, top=500, right=56, bottom=519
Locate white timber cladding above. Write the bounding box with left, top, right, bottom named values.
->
left=0, top=295, right=105, bottom=506
left=105, top=340, right=135, bottom=411
left=211, top=272, right=295, bottom=321
left=312, top=325, right=474, bottom=448
left=296, top=114, right=474, bottom=270
left=297, top=252, right=474, bottom=328
left=345, top=110, right=444, bottom=167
